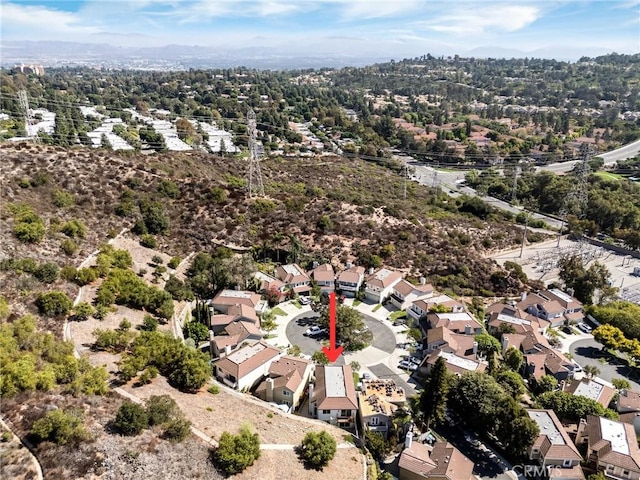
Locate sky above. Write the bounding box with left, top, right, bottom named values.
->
left=1, top=0, right=639, bottom=59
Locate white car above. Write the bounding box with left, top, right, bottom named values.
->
left=304, top=326, right=327, bottom=337
left=577, top=323, right=592, bottom=334
left=298, top=296, right=311, bottom=305
left=399, top=360, right=418, bottom=371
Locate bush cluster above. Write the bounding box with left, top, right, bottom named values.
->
left=113, top=396, right=191, bottom=442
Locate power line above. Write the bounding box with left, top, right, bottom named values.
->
left=247, top=109, right=264, bottom=198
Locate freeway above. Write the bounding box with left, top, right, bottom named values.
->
left=409, top=163, right=564, bottom=230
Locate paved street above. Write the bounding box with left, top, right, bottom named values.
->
left=570, top=338, right=640, bottom=390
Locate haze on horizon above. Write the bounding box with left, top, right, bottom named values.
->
left=1, top=0, right=639, bottom=62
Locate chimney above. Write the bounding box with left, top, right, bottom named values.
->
left=420, top=277, right=426, bottom=285
left=465, top=324, right=471, bottom=335
left=369, top=267, right=375, bottom=275
left=567, top=288, right=574, bottom=297
left=313, top=261, right=319, bottom=269
left=225, top=345, right=232, bottom=356
left=501, top=336, right=508, bottom=352
left=473, top=341, right=478, bottom=355
left=346, top=261, right=353, bottom=269
left=235, top=285, right=241, bottom=291
left=308, top=383, right=315, bottom=416
left=405, top=430, right=412, bottom=449
left=521, top=292, right=527, bottom=301
left=266, top=377, right=274, bottom=403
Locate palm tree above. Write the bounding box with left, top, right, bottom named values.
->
left=583, top=365, right=600, bottom=379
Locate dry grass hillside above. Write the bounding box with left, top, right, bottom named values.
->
left=1, top=143, right=535, bottom=313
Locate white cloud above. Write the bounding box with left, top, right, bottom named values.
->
left=419, top=5, right=541, bottom=35
left=336, top=0, right=424, bottom=20
left=1, top=2, right=100, bottom=35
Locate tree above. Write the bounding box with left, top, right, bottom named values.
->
left=113, top=401, right=148, bottom=436
left=167, top=347, right=210, bottom=392
left=612, top=378, right=631, bottom=390
left=31, top=409, right=88, bottom=445
left=474, top=333, right=501, bottom=355
left=448, top=372, right=506, bottom=432
left=349, top=361, right=361, bottom=373
left=318, top=304, right=372, bottom=351
left=260, top=310, right=278, bottom=334
left=162, top=417, right=191, bottom=443
left=214, top=425, right=261, bottom=475
left=145, top=395, right=179, bottom=426
left=312, top=350, right=329, bottom=365
left=72, top=302, right=95, bottom=321
left=183, top=320, right=209, bottom=344
left=420, top=357, right=450, bottom=428
left=287, top=345, right=302, bottom=357
left=558, top=255, right=613, bottom=305
left=583, top=365, right=600, bottom=379
left=36, top=291, right=73, bottom=317
left=504, top=347, right=523, bottom=372
left=496, top=370, right=526, bottom=398
left=532, top=374, right=558, bottom=395
left=364, top=430, right=387, bottom=461
left=298, top=430, right=337, bottom=470
left=34, top=262, right=60, bottom=283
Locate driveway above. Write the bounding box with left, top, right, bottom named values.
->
left=570, top=338, right=640, bottom=390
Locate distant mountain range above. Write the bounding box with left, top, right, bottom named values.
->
left=0, top=40, right=625, bottom=70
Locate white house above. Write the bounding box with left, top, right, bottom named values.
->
left=364, top=268, right=403, bottom=303
left=213, top=341, right=281, bottom=391
left=336, top=265, right=365, bottom=297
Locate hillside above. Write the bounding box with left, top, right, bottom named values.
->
left=1, top=143, right=537, bottom=310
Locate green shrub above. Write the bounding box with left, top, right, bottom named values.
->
left=34, top=263, right=60, bottom=284
left=31, top=409, right=88, bottom=445
left=60, top=266, right=78, bottom=281
left=141, top=314, right=159, bottom=332
left=145, top=395, right=179, bottom=426
left=298, top=430, right=337, bottom=470
left=138, top=366, right=159, bottom=385
left=113, top=401, right=148, bottom=436
left=13, top=209, right=46, bottom=243
left=214, top=426, right=261, bottom=475
left=74, top=267, right=99, bottom=286
left=0, top=296, right=10, bottom=320
left=140, top=234, right=157, bottom=249
left=36, top=291, right=73, bottom=317
left=208, top=187, right=228, bottom=204
left=168, top=256, right=181, bottom=269
left=52, top=189, right=75, bottom=208
left=157, top=179, right=181, bottom=199
left=73, top=302, right=95, bottom=321
left=162, top=417, right=191, bottom=443
left=60, top=239, right=79, bottom=256
left=61, top=220, right=86, bottom=239
left=208, top=385, right=220, bottom=395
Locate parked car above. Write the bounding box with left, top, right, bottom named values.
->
left=577, top=323, right=593, bottom=334
left=298, top=296, right=311, bottom=305
left=305, top=326, right=325, bottom=336
left=399, top=360, right=418, bottom=371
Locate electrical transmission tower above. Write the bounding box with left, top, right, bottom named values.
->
left=18, top=90, right=39, bottom=143
left=557, top=144, right=591, bottom=246
left=432, top=170, right=439, bottom=188
left=511, top=166, right=520, bottom=203
left=246, top=109, right=264, bottom=198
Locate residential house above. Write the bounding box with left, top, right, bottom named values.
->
left=407, top=294, right=464, bottom=322
left=399, top=433, right=476, bottom=480
left=309, top=263, right=335, bottom=293
left=616, top=389, right=640, bottom=414
left=423, top=312, right=483, bottom=337
left=527, top=409, right=584, bottom=479
left=211, top=320, right=263, bottom=358
left=254, top=356, right=314, bottom=410
left=211, top=289, right=265, bottom=315
left=253, top=271, right=286, bottom=299
left=576, top=415, right=640, bottom=480
left=358, top=379, right=406, bottom=439
left=213, top=340, right=281, bottom=391
left=389, top=279, right=434, bottom=311
left=518, top=290, right=584, bottom=328
left=275, top=264, right=311, bottom=295
left=487, top=312, right=547, bottom=335
left=425, top=327, right=479, bottom=356
left=209, top=303, right=259, bottom=334
left=422, top=350, right=486, bottom=377
left=564, top=378, right=616, bottom=409
left=336, top=265, right=365, bottom=297
left=309, top=365, right=358, bottom=430
left=364, top=268, right=403, bottom=303
left=519, top=330, right=578, bottom=382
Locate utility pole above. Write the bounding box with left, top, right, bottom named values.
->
left=18, top=90, right=40, bottom=143
left=246, top=109, right=264, bottom=198
left=432, top=170, right=439, bottom=188
left=511, top=166, right=520, bottom=203
left=520, top=208, right=529, bottom=258
left=403, top=162, right=407, bottom=200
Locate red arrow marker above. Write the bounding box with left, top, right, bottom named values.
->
left=322, top=292, right=344, bottom=363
